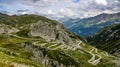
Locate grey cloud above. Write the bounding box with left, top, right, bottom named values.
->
left=0, top=10, right=9, bottom=14
left=17, top=10, right=29, bottom=12
left=32, top=0, right=40, bottom=3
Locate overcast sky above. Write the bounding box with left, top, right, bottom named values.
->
left=0, top=0, right=120, bottom=20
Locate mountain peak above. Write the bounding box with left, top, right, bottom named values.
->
left=62, top=12, right=120, bottom=36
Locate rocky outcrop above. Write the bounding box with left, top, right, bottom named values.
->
left=30, top=20, right=79, bottom=46
left=18, top=42, right=75, bottom=67
left=0, top=24, right=19, bottom=34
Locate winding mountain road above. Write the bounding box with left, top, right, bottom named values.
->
left=101, top=52, right=109, bottom=56
left=88, top=48, right=102, bottom=65
left=88, top=48, right=95, bottom=63
left=53, top=45, right=65, bottom=50
left=47, top=44, right=57, bottom=48
left=9, top=34, right=28, bottom=40
left=10, top=35, right=103, bottom=65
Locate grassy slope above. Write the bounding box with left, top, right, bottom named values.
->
left=0, top=13, right=118, bottom=67
left=0, top=35, right=46, bottom=67
left=0, top=34, right=117, bottom=67
left=86, top=24, right=120, bottom=57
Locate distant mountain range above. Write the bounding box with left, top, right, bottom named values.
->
left=61, top=12, right=120, bottom=36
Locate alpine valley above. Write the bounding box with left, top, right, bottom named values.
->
left=0, top=12, right=120, bottom=67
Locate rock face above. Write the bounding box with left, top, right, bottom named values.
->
left=19, top=42, right=75, bottom=67
left=0, top=24, right=19, bottom=34
left=30, top=20, right=80, bottom=45
left=0, top=26, right=5, bottom=34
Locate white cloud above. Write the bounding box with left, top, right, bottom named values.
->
left=47, top=10, right=53, bottom=14
left=95, top=0, right=108, bottom=5
left=21, top=12, right=28, bottom=14
left=60, top=8, right=74, bottom=17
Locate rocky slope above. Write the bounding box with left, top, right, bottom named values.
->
left=0, top=13, right=83, bottom=46
left=61, top=12, right=120, bottom=36
left=30, top=20, right=81, bottom=46
left=0, top=13, right=119, bottom=67
left=87, top=24, right=120, bottom=57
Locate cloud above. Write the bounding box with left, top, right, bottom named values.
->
left=17, top=10, right=29, bottom=12
left=17, top=10, right=29, bottom=15
left=47, top=10, right=54, bottom=14
left=60, top=8, right=74, bottom=17
left=95, top=0, right=108, bottom=5
left=0, top=0, right=120, bottom=19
